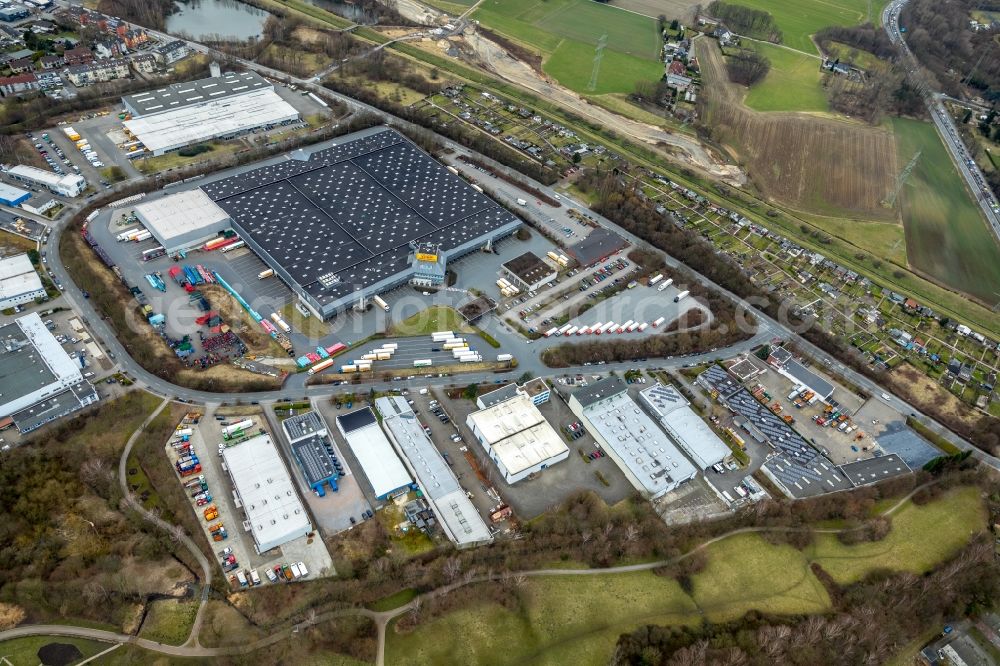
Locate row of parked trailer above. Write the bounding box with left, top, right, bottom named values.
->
left=543, top=318, right=664, bottom=338
left=495, top=278, right=520, bottom=298
left=337, top=342, right=399, bottom=374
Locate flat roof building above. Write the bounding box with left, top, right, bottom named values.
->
left=124, top=88, right=299, bottom=156
left=839, top=454, right=911, bottom=487
left=376, top=396, right=492, bottom=547
left=221, top=433, right=313, bottom=553
left=501, top=251, right=556, bottom=292
left=640, top=383, right=730, bottom=470
left=0, top=183, right=30, bottom=207
left=335, top=407, right=413, bottom=499
left=123, top=71, right=273, bottom=117
left=466, top=392, right=568, bottom=484
left=781, top=359, right=835, bottom=401
left=569, top=377, right=697, bottom=499
left=201, top=127, right=520, bottom=318
left=0, top=253, right=45, bottom=310
left=7, top=165, right=86, bottom=198
left=282, top=411, right=342, bottom=497
left=565, top=227, right=627, bottom=266
left=132, top=189, right=231, bottom=254
left=0, top=313, right=98, bottom=433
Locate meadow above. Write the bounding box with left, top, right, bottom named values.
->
left=893, top=117, right=1000, bottom=304
left=385, top=486, right=985, bottom=666
left=472, top=0, right=663, bottom=93
left=743, top=42, right=829, bottom=112
left=724, top=0, right=876, bottom=53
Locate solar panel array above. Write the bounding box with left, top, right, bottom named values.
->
left=725, top=388, right=849, bottom=496
left=698, top=365, right=742, bottom=399
left=201, top=128, right=517, bottom=306
left=291, top=435, right=343, bottom=486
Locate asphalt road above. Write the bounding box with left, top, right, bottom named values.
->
left=882, top=0, right=1000, bottom=241
left=32, top=0, right=1000, bottom=477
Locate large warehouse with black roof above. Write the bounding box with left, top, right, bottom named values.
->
left=137, top=126, right=522, bottom=318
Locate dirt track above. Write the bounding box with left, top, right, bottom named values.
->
left=460, top=28, right=746, bottom=184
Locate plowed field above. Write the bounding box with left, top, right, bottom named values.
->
left=697, top=39, right=897, bottom=219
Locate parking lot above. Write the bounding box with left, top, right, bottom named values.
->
left=749, top=365, right=872, bottom=465
left=180, top=407, right=334, bottom=589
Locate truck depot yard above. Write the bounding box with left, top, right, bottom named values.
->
left=166, top=408, right=333, bottom=588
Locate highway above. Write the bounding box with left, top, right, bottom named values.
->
left=882, top=0, right=1000, bottom=241
left=34, top=0, right=1000, bottom=475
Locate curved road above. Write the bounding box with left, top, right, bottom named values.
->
left=0, top=479, right=942, bottom=663
left=116, top=397, right=213, bottom=648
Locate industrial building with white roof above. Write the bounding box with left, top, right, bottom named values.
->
left=125, top=126, right=521, bottom=318
left=220, top=432, right=313, bottom=554
left=640, top=383, right=731, bottom=470
left=335, top=407, right=413, bottom=500
left=0, top=254, right=45, bottom=310
left=132, top=189, right=232, bottom=254
left=376, top=396, right=492, bottom=547
left=569, top=377, right=697, bottom=499
left=0, top=313, right=98, bottom=433
left=465, top=392, right=567, bottom=484
left=7, top=165, right=86, bottom=197
left=122, top=71, right=300, bottom=156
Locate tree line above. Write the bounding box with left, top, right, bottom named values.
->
left=707, top=1, right=782, bottom=43
left=725, top=48, right=770, bottom=86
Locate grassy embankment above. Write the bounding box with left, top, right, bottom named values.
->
left=386, top=486, right=985, bottom=665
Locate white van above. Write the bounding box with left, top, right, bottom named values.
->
left=249, top=569, right=261, bottom=586
left=296, top=561, right=309, bottom=577
left=290, top=563, right=302, bottom=579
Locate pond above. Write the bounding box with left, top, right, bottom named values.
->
left=166, top=0, right=271, bottom=41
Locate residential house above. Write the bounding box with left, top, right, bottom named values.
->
left=0, top=25, right=23, bottom=44
left=38, top=54, right=63, bottom=70
left=0, top=49, right=34, bottom=65
left=666, top=73, right=692, bottom=91
left=903, top=298, right=919, bottom=310
left=7, top=58, right=33, bottom=74
left=121, top=28, right=147, bottom=49
left=668, top=60, right=686, bottom=76
left=129, top=52, right=156, bottom=74
left=94, top=40, right=119, bottom=59
left=63, top=46, right=93, bottom=66
left=153, top=39, right=189, bottom=65
left=0, top=73, right=38, bottom=96
left=65, top=57, right=129, bottom=86
left=30, top=20, right=56, bottom=34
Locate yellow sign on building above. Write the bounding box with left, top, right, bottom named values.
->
left=415, top=252, right=438, bottom=263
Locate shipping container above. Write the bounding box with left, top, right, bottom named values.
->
left=497, top=353, right=513, bottom=361
left=459, top=355, right=481, bottom=363
left=443, top=341, right=467, bottom=350
left=341, top=364, right=357, bottom=373
left=431, top=331, right=454, bottom=341
left=413, top=359, right=433, bottom=367
left=381, top=343, right=398, bottom=350
left=649, top=273, right=664, bottom=285
left=376, top=352, right=391, bottom=361
left=220, top=240, right=245, bottom=253
left=325, top=342, right=347, bottom=355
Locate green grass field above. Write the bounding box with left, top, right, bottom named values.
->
left=473, top=0, right=662, bottom=93
left=386, top=486, right=985, bottom=665
left=730, top=0, right=874, bottom=53
left=810, top=485, right=985, bottom=584
left=893, top=117, right=1000, bottom=304
left=544, top=40, right=666, bottom=95
left=744, top=42, right=829, bottom=112
left=138, top=599, right=200, bottom=646
left=389, top=305, right=474, bottom=337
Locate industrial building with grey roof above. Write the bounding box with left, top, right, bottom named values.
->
left=129, top=126, right=521, bottom=318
